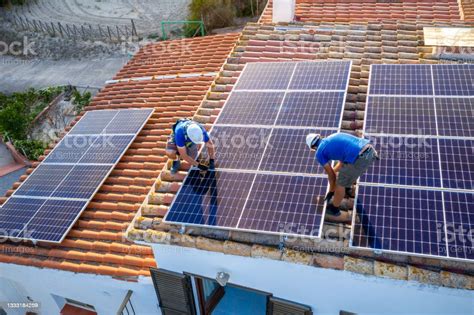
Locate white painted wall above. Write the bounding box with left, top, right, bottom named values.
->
left=151, top=244, right=474, bottom=315
left=272, top=0, right=296, bottom=23
left=0, top=263, right=160, bottom=315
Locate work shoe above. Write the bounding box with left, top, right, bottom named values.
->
left=325, top=204, right=352, bottom=223
left=170, top=160, right=181, bottom=174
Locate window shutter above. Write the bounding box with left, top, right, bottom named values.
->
left=150, top=268, right=196, bottom=315
left=267, top=296, right=313, bottom=315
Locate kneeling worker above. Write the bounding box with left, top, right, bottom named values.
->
left=306, top=132, right=378, bottom=222
left=166, top=119, right=216, bottom=174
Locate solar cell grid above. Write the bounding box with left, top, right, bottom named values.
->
left=24, top=199, right=88, bottom=242
left=352, top=186, right=447, bottom=257
left=235, top=62, right=296, bottom=90
left=276, top=92, right=345, bottom=128
left=104, top=109, right=154, bottom=134
left=165, top=170, right=255, bottom=228
left=438, top=138, right=473, bottom=191
left=43, top=136, right=99, bottom=164
left=443, top=192, right=474, bottom=260
left=364, top=97, right=437, bottom=135
left=432, top=64, right=474, bottom=96
left=14, top=165, right=73, bottom=197
left=238, top=174, right=327, bottom=236
left=289, top=61, right=351, bottom=90
left=0, top=198, right=45, bottom=236
left=259, top=128, right=332, bottom=175
left=436, top=98, right=474, bottom=138
left=52, top=165, right=111, bottom=199
left=361, top=136, right=442, bottom=187
left=208, top=126, right=271, bottom=171
left=369, top=65, right=433, bottom=96
left=68, top=110, right=117, bottom=135
left=78, top=135, right=134, bottom=164
left=216, top=92, right=285, bottom=125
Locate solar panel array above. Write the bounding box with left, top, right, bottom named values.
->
left=352, top=64, right=474, bottom=261
left=165, top=61, right=352, bottom=238
left=0, top=109, right=154, bottom=243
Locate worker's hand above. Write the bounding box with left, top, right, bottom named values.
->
left=209, top=159, right=215, bottom=170
left=198, top=163, right=209, bottom=171
left=324, top=191, right=335, bottom=203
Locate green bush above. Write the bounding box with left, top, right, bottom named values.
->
left=13, top=139, right=47, bottom=160
left=0, top=98, right=30, bottom=140
left=185, top=0, right=236, bottom=37
left=72, top=90, right=92, bottom=113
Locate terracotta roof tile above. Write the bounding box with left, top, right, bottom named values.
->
left=260, top=0, right=463, bottom=23
left=0, top=33, right=239, bottom=277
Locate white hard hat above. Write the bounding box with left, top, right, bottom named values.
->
left=187, top=123, right=204, bottom=144
left=306, top=133, right=321, bottom=150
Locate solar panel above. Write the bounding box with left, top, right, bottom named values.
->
left=364, top=97, right=437, bottom=135
left=0, top=108, right=154, bottom=243
left=369, top=64, right=433, bottom=96
left=209, top=126, right=271, bottom=171
left=259, top=128, right=332, bottom=175
left=432, top=64, right=474, bottom=96
left=361, top=135, right=442, bottom=187
left=289, top=61, right=351, bottom=90
left=165, top=170, right=255, bottom=228
left=443, top=191, right=474, bottom=260
left=438, top=138, right=473, bottom=191
left=164, top=170, right=328, bottom=237
left=276, top=92, right=345, bottom=128
left=436, top=98, right=474, bottom=138
left=237, top=174, right=327, bottom=236
left=353, top=63, right=474, bottom=262
left=216, top=92, right=285, bottom=125
left=352, top=185, right=447, bottom=257
left=235, top=62, right=296, bottom=90
left=165, top=60, right=353, bottom=238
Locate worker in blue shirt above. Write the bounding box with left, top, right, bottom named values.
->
left=306, top=132, right=378, bottom=222
left=166, top=119, right=216, bottom=174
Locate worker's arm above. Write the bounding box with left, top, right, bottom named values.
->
left=205, top=139, right=216, bottom=160
left=333, top=161, right=343, bottom=173
left=177, top=146, right=200, bottom=167
left=324, top=163, right=337, bottom=192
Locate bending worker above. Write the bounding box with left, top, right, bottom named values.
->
left=166, top=119, right=216, bottom=174
left=306, top=132, right=378, bottom=222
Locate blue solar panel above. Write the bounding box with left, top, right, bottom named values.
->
left=436, top=98, right=474, bottom=138
left=14, top=165, right=73, bottom=197
left=209, top=126, right=271, bottom=171
left=0, top=108, right=153, bottom=243
left=165, top=170, right=327, bottom=237
left=52, top=165, right=111, bottom=199
left=438, top=138, right=473, bottom=191
left=78, top=135, right=134, bottom=164
left=289, top=61, right=351, bottom=90
left=238, top=174, right=327, bottom=236
left=165, top=170, right=255, bottom=228
left=104, top=109, right=154, bottom=134
left=276, top=92, right=345, bottom=128
left=369, top=65, right=433, bottom=96
left=352, top=185, right=447, bottom=257
left=24, top=199, right=88, bottom=242
left=364, top=96, right=437, bottom=135
left=260, top=128, right=332, bottom=175
left=216, top=92, right=285, bottom=125
left=443, top=191, right=474, bottom=260
left=235, top=62, right=296, bottom=90
left=68, top=110, right=117, bottom=135
left=361, top=136, right=441, bottom=187
left=432, top=64, right=474, bottom=96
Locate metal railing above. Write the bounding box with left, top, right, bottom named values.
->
left=117, top=290, right=135, bottom=315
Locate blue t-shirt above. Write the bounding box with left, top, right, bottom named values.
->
left=316, top=133, right=370, bottom=166
left=174, top=121, right=210, bottom=147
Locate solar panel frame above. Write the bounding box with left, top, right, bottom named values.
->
left=165, top=60, right=353, bottom=238
left=351, top=63, right=474, bottom=262
left=1, top=108, right=154, bottom=243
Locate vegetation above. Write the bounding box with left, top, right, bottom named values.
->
left=0, top=0, right=29, bottom=7
left=184, top=0, right=264, bottom=36
left=0, top=87, right=63, bottom=160
left=71, top=89, right=92, bottom=113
